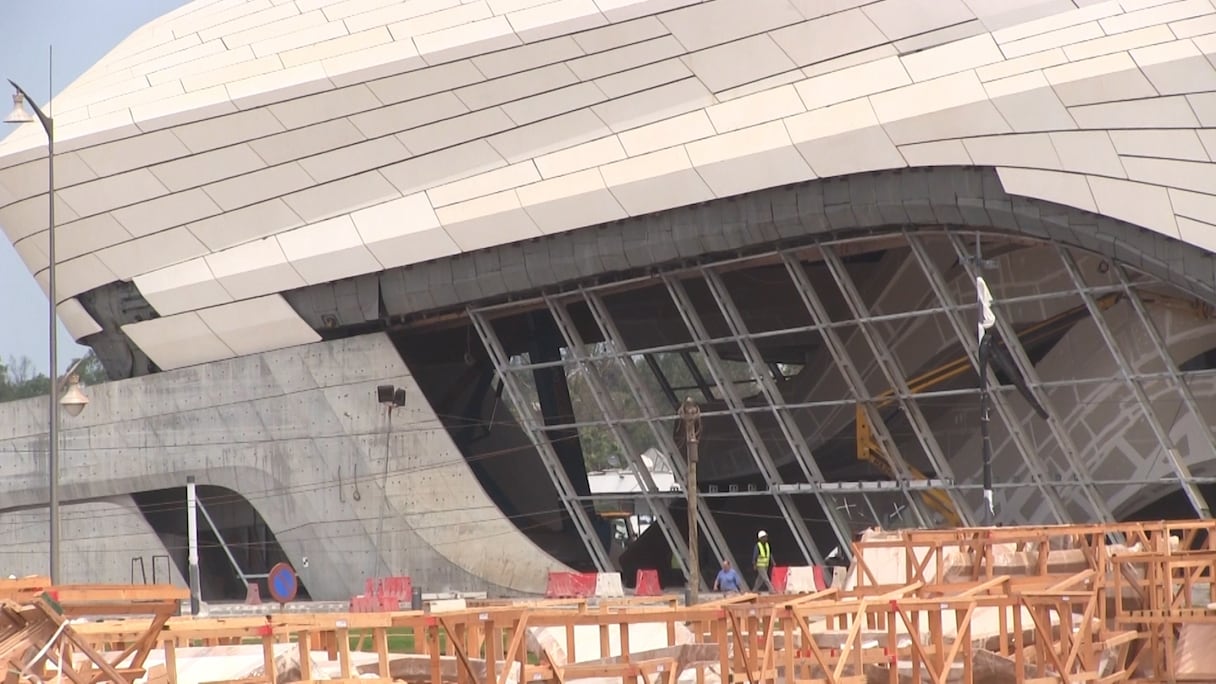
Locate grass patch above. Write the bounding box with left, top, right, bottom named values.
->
left=210, top=627, right=540, bottom=664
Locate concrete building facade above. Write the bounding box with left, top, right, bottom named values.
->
left=3, top=0, right=1216, bottom=598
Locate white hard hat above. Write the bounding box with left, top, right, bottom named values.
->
left=757, top=530, right=768, bottom=539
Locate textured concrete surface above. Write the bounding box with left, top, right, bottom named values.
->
left=0, top=497, right=186, bottom=585
left=0, top=333, right=569, bottom=598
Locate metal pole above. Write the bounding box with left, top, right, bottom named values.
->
left=6, top=68, right=62, bottom=582
left=17, top=47, right=65, bottom=585
left=978, top=334, right=995, bottom=525
left=186, top=476, right=201, bottom=615
left=975, top=236, right=996, bottom=526
left=679, top=397, right=700, bottom=605
left=373, top=406, right=393, bottom=578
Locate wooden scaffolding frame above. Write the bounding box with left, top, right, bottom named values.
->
left=0, top=519, right=1210, bottom=684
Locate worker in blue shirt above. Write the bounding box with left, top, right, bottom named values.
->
left=713, top=559, right=743, bottom=594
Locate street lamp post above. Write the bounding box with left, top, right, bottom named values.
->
left=6, top=67, right=65, bottom=582
left=678, top=397, right=701, bottom=605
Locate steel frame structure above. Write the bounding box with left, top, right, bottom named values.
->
left=904, top=233, right=1074, bottom=522
left=778, top=249, right=933, bottom=527
left=663, top=274, right=826, bottom=564
left=1057, top=248, right=1213, bottom=519
left=578, top=289, right=740, bottom=578
left=541, top=294, right=699, bottom=585
left=467, top=309, right=614, bottom=571
left=699, top=267, right=856, bottom=558
left=460, top=228, right=1216, bottom=571
left=947, top=233, right=1115, bottom=523
left=820, top=245, right=976, bottom=524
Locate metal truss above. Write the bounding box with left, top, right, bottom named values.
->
left=818, top=245, right=976, bottom=526
left=904, top=233, right=1073, bottom=523
left=1058, top=249, right=1213, bottom=518
left=580, top=289, right=740, bottom=576
left=451, top=226, right=1216, bottom=562
left=467, top=308, right=613, bottom=571
left=643, top=354, right=680, bottom=406
left=948, top=233, right=1114, bottom=524
left=485, top=283, right=1134, bottom=376
left=699, top=266, right=855, bottom=559
left=541, top=295, right=699, bottom=585
left=491, top=367, right=1200, bottom=425
left=663, top=275, right=826, bottom=564
left=1116, top=264, right=1216, bottom=518
left=779, top=250, right=932, bottom=527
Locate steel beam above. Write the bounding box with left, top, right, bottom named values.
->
left=663, top=275, right=825, bottom=564
left=1116, top=263, right=1216, bottom=517
left=947, top=233, right=1111, bottom=524
left=542, top=295, right=700, bottom=584
left=699, top=266, right=854, bottom=559
left=1058, top=249, right=1213, bottom=518
left=580, top=289, right=739, bottom=573
left=488, top=282, right=1133, bottom=375
left=679, top=351, right=716, bottom=402
left=467, top=308, right=614, bottom=571
left=818, top=245, right=976, bottom=526
left=644, top=354, right=681, bottom=406
left=779, top=250, right=932, bottom=527
left=905, top=233, right=1075, bottom=523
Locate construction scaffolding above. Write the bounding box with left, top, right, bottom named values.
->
left=0, top=519, right=1212, bottom=684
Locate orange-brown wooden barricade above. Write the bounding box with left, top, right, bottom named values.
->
left=1, top=519, right=1213, bottom=684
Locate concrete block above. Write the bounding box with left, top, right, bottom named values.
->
left=770, top=9, right=888, bottom=67
left=658, top=0, right=803, bottom=53
left=425, top=598, right=469, bottom=613
left=1087, top=175, right=1181, bottom=237
left=1049, top=130, right=1126, bottom=177
left=594, top=572, right=625, bottom=597
left=1044, top=52, right=1157, bottom=107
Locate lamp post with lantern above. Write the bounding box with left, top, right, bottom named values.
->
left=6, top=62, right=90, bottom=583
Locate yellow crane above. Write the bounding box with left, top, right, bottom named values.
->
left=854, top=293, right=1122, bottom=527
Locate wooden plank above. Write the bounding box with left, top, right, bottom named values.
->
left=298, top=631, right=313, bottom=681
left=372, top=627, right=389, bottom=678
left=336, top=625, right=352, bottom=680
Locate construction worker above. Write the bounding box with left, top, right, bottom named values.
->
left=713, top=560, right=743, bottom=594
left=752, top=530, right=775, bottom=592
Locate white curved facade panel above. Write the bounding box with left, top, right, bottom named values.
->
left=2, top=0, right=1216, bottom=369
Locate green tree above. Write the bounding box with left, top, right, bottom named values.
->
left=70, top=350, right=108, bottom=386
left=0, top=350, right=106, bottom=404
left=0, top=355, right=51, bottom=402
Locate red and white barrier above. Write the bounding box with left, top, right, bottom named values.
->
left=545, top=571, right=627, bottom=598
left=594, top=572, right=625, bottom=597
left=545, top=571, right=596, bottom=597
left=784, top=566, right=829, bottom=593
left=770, top=566, right=789, bottom=593
left=635, top=569, right=662, bottom=596
left=350, top=575, right=412, bottom=612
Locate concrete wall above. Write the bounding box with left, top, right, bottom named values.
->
left=0, top=333, right=570, bottom=599
left=0, top=496, right=186, bottom=586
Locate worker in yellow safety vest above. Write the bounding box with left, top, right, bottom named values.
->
left=752, top=530, right=775, bottom=593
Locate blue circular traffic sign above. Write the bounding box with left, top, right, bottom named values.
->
left=267, top=562, right=298, bottom=604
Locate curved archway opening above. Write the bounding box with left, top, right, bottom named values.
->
left=132, top=485, right=310, bottom=602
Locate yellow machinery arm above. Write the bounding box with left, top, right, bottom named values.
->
left=852, top=293, right=1124, bottom=527
left=856, top=406, right=963, bottom=526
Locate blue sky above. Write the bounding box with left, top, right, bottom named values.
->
left=0, top=0, right=188, bottom=375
